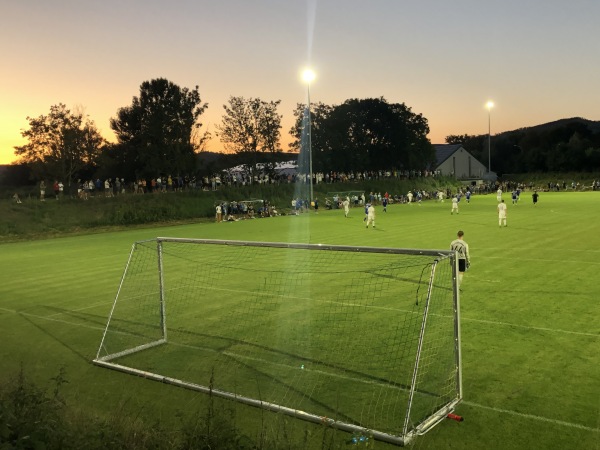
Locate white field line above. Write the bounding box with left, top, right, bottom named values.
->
left=1, top=306, right=598, bottom=434
left=461, top=401, right=600, bottom=433
left=481, top=256, right=600, bottom=265
left=45, top=301, right=113, bottom=317
left=30, top=281, right=599, bottom=339
left=482, top=247, right=600, bottom=254
left=459, top=317, right=599, bottom=338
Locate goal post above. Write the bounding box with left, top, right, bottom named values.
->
left=94, top=238, right=462, bottom=446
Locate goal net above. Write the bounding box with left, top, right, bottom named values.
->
left=326, top=191, right=365, bottom=208
left=94, top=238, right=462, bottom=446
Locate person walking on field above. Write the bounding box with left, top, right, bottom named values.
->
left=450, top=230, right=470, bottom=285
left=498, top=199, right=508, bottom=227
left=451, top=195, right=459, bottom=214
left=366, top=204, right=376, bottom=228
left=343, top=197, right=350, bottom=218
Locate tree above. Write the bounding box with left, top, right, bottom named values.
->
left=290, top=97, right=433, bottom=172
left=215, top=96, right=283, bottom=179
left=14, top=103, right=105, bottom=185
left=216, top=96, right=282, bottom=155
left=109, top=78, right=208, bottom=178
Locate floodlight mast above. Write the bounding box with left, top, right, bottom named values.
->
left=302, top=69, right=316, bottom=203
left=486, top=101, right=494, bottom=173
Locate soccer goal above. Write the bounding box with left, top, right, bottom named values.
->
left=326, top=191, right=364, bottom=208
left=94, top=238, right=462, bottom=446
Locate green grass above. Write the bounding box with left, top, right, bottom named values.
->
left=0, top=191, right=599, bottom=449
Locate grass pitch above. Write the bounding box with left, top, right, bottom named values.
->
left=0, top=190, right=598, bottom=449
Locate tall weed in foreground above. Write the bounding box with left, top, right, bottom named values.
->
left=0, top=367, right=355, bottom=449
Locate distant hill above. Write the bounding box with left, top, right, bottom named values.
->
left=498, top=117, right=600, bottom=137
left=451, top=117, right=600, bottom=174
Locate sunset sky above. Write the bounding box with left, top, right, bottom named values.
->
left=1, top=0, right=598, bottom=164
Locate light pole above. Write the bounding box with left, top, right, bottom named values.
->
left=486, top=101, right=494, bottom=173
left=302, top=68, right=316, bottom=203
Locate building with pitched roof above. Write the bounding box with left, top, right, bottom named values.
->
left=433, top=144, right=489, bottom=180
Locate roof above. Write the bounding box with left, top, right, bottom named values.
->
left=433, top=144, right=464, bottom=167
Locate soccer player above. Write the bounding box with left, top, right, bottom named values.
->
left=496, top=188, right=502, bottom=202
left=532, top=191, right=539, bottom=206
left=511, top=190, right=518, bottom=205
left=366, top=203, right=376, bottom=228
left=498, top=199, right=507, bottom=227
left=437, top=191, right=445, bottom=202
left=450, top=230, right=470, bottom=285
left=382, top=196, right=388, bottom=212
left=342, top=197, right=350, bottom=217
left=407, top=191, right=413, bottom=204
left=364, top=202, right=370, bottom=222
left=465, top=190, right=471, bottom=203
left=451, top=195, right=459, bottom=214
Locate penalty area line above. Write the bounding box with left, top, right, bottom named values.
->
left=460, top=316, right=599, bottom=338
left=463, top=401, right=600, bottom=433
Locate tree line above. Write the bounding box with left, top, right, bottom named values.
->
left=9, top=78, right=434, bottom=187
left=9, top=77, right=599, bottom=188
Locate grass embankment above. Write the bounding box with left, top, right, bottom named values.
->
left=0, top=177, right=457, bottom=241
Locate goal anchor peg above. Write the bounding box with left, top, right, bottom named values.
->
left=447, top=413, right=464, bottom=422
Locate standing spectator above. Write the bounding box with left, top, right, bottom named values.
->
left=53, top=180, right=60, bottom=199
left=498, top=199, right=508, bottom=227
left=39, top=180, right=46, bottom=201
left=58, top=181, right=64, bottom=198
left=104, top=179, right=112, bottom=197
left=450, top=230, right=470, bottom=286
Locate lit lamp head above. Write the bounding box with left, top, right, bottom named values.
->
left=302, top=69, right=316, bottom=84
left=486, top=101, right=494, bottom=110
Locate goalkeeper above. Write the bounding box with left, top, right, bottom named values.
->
left=450, top=230, right=470, bottom=285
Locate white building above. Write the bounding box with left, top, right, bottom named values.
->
left=434, top=144, right=488, bottom=179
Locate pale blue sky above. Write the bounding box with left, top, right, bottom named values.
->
left=1, top=0, right=598, bottom=163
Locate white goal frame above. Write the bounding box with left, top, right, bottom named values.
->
left=94, top=238, right=462, bottom=446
